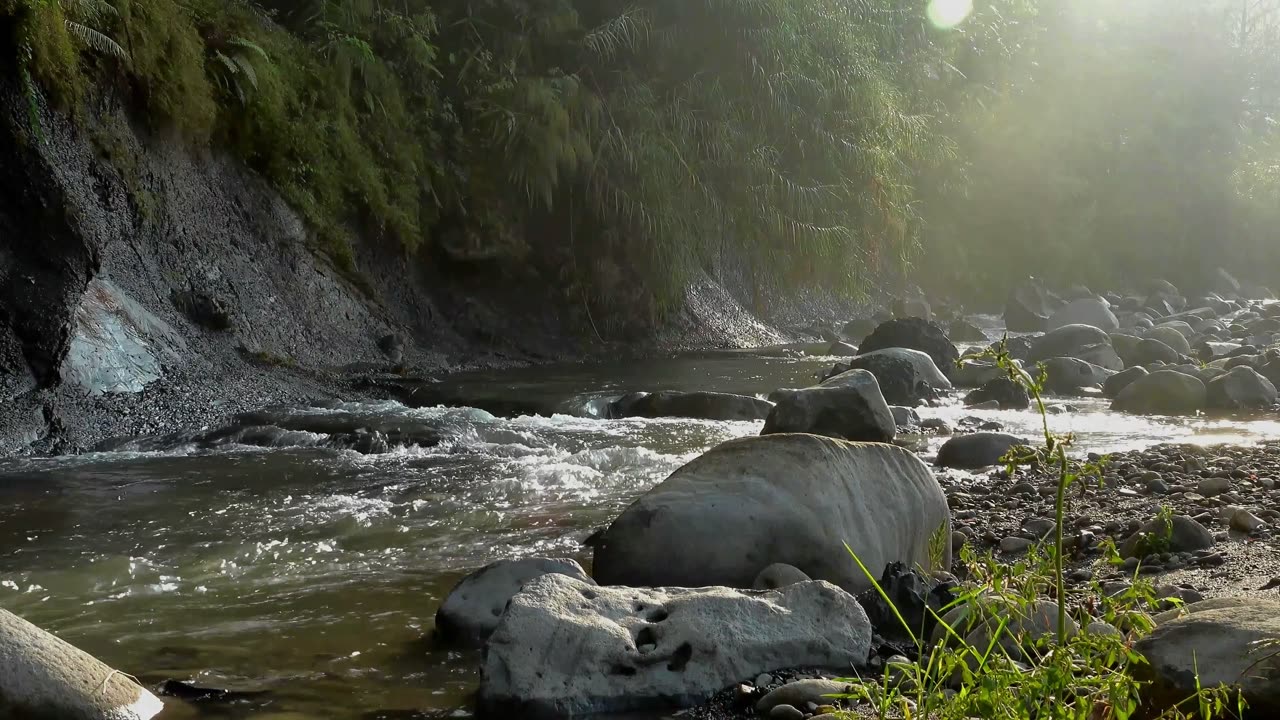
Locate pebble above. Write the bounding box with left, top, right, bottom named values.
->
left=755, top=673, right=774, bottom=687
left=1023, top=518, right=1056, bottom=538
left=1146, top=478, right=1171, bottom=495
left=1010, top=482, right=1037, bottom=496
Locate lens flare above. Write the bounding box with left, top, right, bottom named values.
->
left=927, top=0, right=973, bottom=29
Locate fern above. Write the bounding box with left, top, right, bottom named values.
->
left=64, top=19, right=127, bottom=57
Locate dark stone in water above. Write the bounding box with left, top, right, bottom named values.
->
left=157, top=679, right=269, bottom=703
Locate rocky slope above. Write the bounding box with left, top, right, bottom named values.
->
left=0, top=85, right=860, bottom=455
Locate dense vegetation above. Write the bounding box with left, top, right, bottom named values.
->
left=2, top=0, right=1279, bottom=326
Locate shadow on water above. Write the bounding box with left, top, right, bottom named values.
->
left=0, top=344, right=1278, bottom=718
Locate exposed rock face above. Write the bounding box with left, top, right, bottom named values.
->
left=591, top=434, right=951, bottom=593
left=478, top=576, right=872, bottom=718
left=435, top=557, right=594, bottom=646
left=0, top=607, right=164, bottom=720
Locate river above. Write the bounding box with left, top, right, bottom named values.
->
left=2, top=337, right=1279, bottom=718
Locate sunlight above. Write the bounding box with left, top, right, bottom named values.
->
left=928, top=0, right=974, bottom=28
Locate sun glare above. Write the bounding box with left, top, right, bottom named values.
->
left=927, top=0, right=974, bottom=29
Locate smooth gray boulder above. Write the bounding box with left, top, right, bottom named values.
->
left=1146, top=326, right=1192, bottom=355
left=842, top=353, right=937, bottom=406
left=1029, top=324, right=1112, bottom=363
left=478, top=575, right=872, bottom=717
left=1112, top=370, right=1207, bottom=415
left=1136, top=599, right=1280, bottom=715
left=963, top=378, right=1029, bottom=410
left=935, top=433, right=1028, bottom=470
left=591, top=434, right=951, bottom=593
left=757, top=679, right=853, bottom=715
left=752, top=563, right=813, bottom=590
left=1130, top=338, right=1182, bottom=366
left=1073, top=343, right=1124, bottom=371
left=1120, top=514, right=1214, bottom=558
left=1047, top=298, right=1119, bottom=331
left=952, top=360, right=1008, bottom=388
left=609, top=391, right=774, bottom=421
left=763, top=371, right=895, bottom=443
left=435, top=557, right=594, bottom=645
left=855, top=348, right=953, bottom=390
left=856, top=318, right=960, bottom=379
left=1206, top=366, right=1278, bottom=410
left=0, top=608, right=164, bottom=720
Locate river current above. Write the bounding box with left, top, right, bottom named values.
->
left=2, top=328, right=1278, bottom=718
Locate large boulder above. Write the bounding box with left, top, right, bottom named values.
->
left=952, top=360, right=1008, bottom=388
left=1146, top=326, right=1192, bottom=355
left=1129, top=338, right=1182, bottom=366
left=1136, top=599, right=1280, bottom=715
left=935, top=433, right=1029, bottom=470
left=1005, top=280, right=1060, bottom=332
left=856, top=318, right=960, bottom=380
left=1205, top=366, right=1279, bottom=410
left=1047, top=298, right=1119, bottom=331
left=963, top=378, right=1029, bottom=410
left=843, top=353, right=936, bottom=406
left=478, top=575, right=872, bottom=718
left=1039, top=357, right=1114, bottom=393
left=435, top=558, right=594, bottom=645
left=1112, top=370, right=1207, bottom=415
left=1072, top=343, right=1124, bottom=371
left=609, top=391, right=774, bottom=421
left=1028, top=324, right=1112, bottom=363
left=764, top=372, right=895, bottom=442
left=0, top=608, right=164, bottom=720
left=591, top=434, right=951, bottom=593
left=855, top=348, right=952, bottom=390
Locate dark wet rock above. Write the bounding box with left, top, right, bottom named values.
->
left=609, top=391, right=774, bottom=421
left=170, top=289, right=233, bottom=331
left=765, top=371, right=895, bottom=443
left=856, top=562, right=957, bottom=648
left=435, top=558, right=594, bottom=646
left=592, top=434, right=950, bottom=593
left=157, top=680, right=269, bottom=704
left=1039, top=357, right=1114, bottom=393
left=1005, top=279, right=1061, bottom=332
left=826, top=340, right=857, bottom=356
left=948, top=318, right=987, bottom=342
left=376, top=333, right=405, bottom=363
left=1028, top=324, right=1112, bottom=363
left=1104, top=366, right=1149, bottom=399
left=1112, top=370, right=1207, bottom=415
left=856, top=318, right=960, bottom=380
left=963, top=378, right=1029, bottom=410
left=478, top=575, right=871, bottom=718
left=842, top=353, right=937, bottom=406
left=1119, top=515, right=1214, bottom=559
left=0, top=607, right=163, bottom=719
left=1205, top=366, right=1278, bottom=410
left=890, top=406, right=921, bottom=427
left=840, top=318, right=877, bottom=342
left=1137, top=598, right=1280, bottom=716
left=935, top=433, right=1028, bottom=470
left=1047, top=298, right=1118, bottom=331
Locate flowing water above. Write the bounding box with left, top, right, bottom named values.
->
left=3, top=338, right=1280, bottom=719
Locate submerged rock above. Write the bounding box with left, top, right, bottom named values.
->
left=608, top=390, right=774, bottom=421
left=0, top=607, right=164, bottom=720
left=591, top=434, right=950, bottom=593
left=435, top=557, right=594, bottom=646
left=764, top=371, right=895, bottom=443
left=478, top=575, right=871, bottom=718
